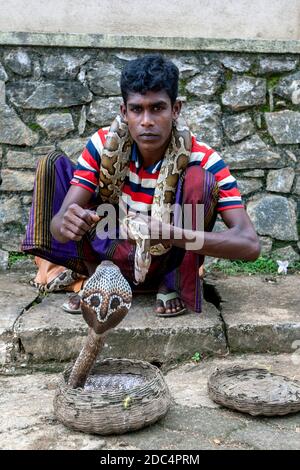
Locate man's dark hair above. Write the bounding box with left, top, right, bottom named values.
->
left=120, top=54, right=179, bottom=105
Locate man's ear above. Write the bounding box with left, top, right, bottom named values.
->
left=120, top=103, right=127, bottom=122
left=172, top=99, right=182, bottom=120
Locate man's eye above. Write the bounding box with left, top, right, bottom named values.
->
left=153, top=106, right=162, bottom=112
left=131, top=107, right=141, bottom=113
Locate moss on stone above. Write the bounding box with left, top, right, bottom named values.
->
left=27, top=123, right=41, bottom=131
left=267, top=76, right=281, bottom=88
left=224, top=69, right=233, bottom=81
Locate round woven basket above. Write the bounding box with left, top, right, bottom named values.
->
left=208, top=366, right=300, bottom=416
left=53, top=358, right=172, bottom=435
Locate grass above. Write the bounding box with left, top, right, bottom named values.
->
left=207, top=256, right=300, bottom=275
left=8, top=252, right=31, bottom=267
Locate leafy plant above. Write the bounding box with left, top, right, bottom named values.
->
left=192, top=352, right=202, bottom=362
left=8, top=252, right=30, bottom=267
left=267, top=76, right=281, bottom=89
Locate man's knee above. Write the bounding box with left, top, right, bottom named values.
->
left=35, top=151, right=74, bottom=185
left=38, top=151, right=67, bottom=169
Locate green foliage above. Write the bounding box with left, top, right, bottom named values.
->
left=209, top=257, right=300, bottom=275
left=267, top=76, right=281, bottom=89
left=292, top=262, right=300, bottom=272
left=210, top=257, right=279, bottom=275
left=179, top=78, right=188, bottom=94
left=260, top=104, right=270, bottom=113
left=8, top=252, right=29, bottom=267
left=224, top=69, right=233, bottom=81
left=27, top=123, right=41, bottom=131
left=191, top=352, right=202, bottom=362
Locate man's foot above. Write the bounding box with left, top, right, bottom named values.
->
left=155, top=284, right=186, bottom=317
left=30, top=269, right=83, bottom=293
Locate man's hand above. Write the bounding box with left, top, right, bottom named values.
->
left=50, top=185, right=99, bottom=244
left=51, top=203, right=100, bottom=243
left=120, top=212, right=171, bottom=247
left=58, top=203, right=100, bottom=242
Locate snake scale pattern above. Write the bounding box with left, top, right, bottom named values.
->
left=99, top=115, right=192, bottom=283
left=68, top=261, right=132, bottom=388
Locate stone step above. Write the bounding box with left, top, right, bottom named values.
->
left=1, top=272, right=300, bottom=367
left=12, top=292, right=227, bottom=365
left=0, top=272, right=38, bottom=366
left=211, top=275, right=300, bottom=354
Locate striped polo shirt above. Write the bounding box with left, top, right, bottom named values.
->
left=70, top=127, right=243, bottom=212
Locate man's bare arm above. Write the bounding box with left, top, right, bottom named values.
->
left=50, top=186, right=100, bottom=243
left=167, top=209, right=260, bottom=261
left=146, top=208, right=260, bottom=261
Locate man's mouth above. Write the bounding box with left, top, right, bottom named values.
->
left=139, top=133, right=159, bottom=139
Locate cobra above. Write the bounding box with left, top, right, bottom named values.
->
left=68, top=261, right=132, bottom=388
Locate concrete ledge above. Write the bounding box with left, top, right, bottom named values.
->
left=14, top=292, right=227, bottom=364
left=2, top=272, right=300, bottom=366
left=0, top=32, right=300, bottom=53
left=102, top=295, right=227, bottom=362
left=213, top=275, right=300, bottom=354
left=0, top=273, right=38, bottom=366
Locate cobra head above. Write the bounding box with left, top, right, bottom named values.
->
left=81, top=261, right=132, bottom=334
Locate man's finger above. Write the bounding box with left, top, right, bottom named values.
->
left=68, top=206, right=100, bottom=227
left=64, top=214, right=91, bottom=234
left=88, top=209, right=101, bottom=221
left=60, top=227, right=83, bottom=242
left=78, top=209, right=101, bottom=226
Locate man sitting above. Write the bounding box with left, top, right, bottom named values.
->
left=22, top=54, right=260, bottom=316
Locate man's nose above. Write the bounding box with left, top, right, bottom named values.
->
left=141, top=111, right=154, bottom=127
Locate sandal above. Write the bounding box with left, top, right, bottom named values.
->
left=61, top=277, right=87, bottom=314
left=155, top=292, right=187, bottom=317
left=62, top=291, right=83, bottom=314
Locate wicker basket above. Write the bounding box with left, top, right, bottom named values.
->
left=53, top=358, right=172, bottom=435
left=208, top=366, right=300, bottom=416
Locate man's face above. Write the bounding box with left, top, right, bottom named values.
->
left=120, top=90, right=181, bottom=155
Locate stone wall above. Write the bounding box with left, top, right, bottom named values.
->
left=0, top=46, right=299, bottom=262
